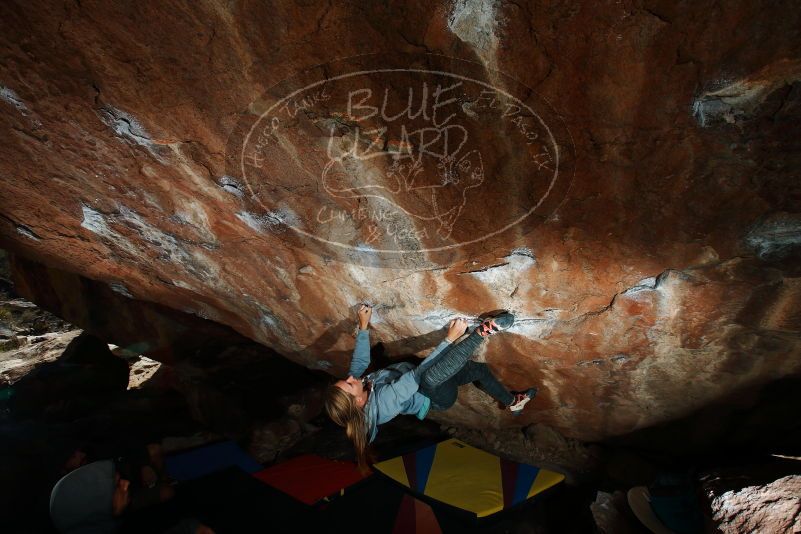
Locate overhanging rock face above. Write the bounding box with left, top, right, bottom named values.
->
left=0, top=1, right=800, bottom=441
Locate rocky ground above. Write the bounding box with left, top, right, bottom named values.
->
left=701, top=462, right=801, bottom=533
left=0, top=250, right=73, bottom=357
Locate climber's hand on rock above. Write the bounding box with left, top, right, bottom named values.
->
left=446, top=318, right=468, bottom=342
left=358, top=303, right=372, bottom=330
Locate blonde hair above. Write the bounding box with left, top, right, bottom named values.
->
left=324, top=384, right=372, bottom=473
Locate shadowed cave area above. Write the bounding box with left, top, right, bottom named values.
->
left=1, top=1, right=800, bottom=532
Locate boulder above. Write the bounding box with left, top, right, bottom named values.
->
left=703, top=469, right=801, bottom=533
left=0, top=0, right=799, bottom=442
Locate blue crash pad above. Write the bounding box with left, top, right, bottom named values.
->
left=165, top=440, right=262, bottom=481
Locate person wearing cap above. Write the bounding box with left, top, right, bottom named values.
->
left=49, top=460, right=127, bottom=534
left=49, top=460, right=212, bottom=534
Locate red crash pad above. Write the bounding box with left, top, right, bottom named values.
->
left=253, top=454, right=370, bottom=505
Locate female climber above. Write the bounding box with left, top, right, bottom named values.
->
left=324, top=304, right=536, bottom=471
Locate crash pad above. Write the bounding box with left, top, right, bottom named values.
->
left=373, top=438, right=565, bottom=518
left=393, top=493, right=443, bottom=534
left=165, top=440, right=262, bottom=481
left=253, top=454, right=370, bottom=505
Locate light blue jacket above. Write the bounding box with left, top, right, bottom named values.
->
left=348, top=329, right=452, bottom=443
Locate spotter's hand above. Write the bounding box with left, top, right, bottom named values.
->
left=446, top=318, right=468, bottom=342
left=358, top=303, right=373, bottom=330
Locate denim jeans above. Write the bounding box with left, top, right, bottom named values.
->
left=418, top=330, right=514, bottom=410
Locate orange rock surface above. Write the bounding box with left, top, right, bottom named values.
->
left=1, top=1, right=799, bottom=440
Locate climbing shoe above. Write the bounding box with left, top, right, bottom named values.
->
left=509, top=387, right=537, bottom=415
left=476, top=311, right=515, bottom=337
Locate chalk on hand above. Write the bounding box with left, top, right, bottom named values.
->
left=362, top=301, right=382, bottom=324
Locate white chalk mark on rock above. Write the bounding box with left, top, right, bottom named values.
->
left=463, top=249, right=536, bottom=296
left=81, top=205, right=111, bottom=235
left=744, top=213, right=801, bottom=260
left=98, top=106, right=164, bottom=161
left=15, top=224, right=40, bottom=241
left=448, top=0, right=500, bottom=71
left=0, top=85, right=28, bottom=114
left=622, top=276, right=657, bottom=295
left=109, top=282, right=133, bottom=298
left=219, top=175, right=245, bottom=198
